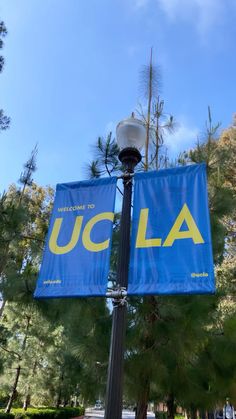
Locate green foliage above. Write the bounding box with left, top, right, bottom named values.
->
left=86, top=133, right=120, bottom=179
left=0, top=110, right=10, bottom=131
left=1, top=74, right=236, bottom=417
left=86, top=105, right=236, bottom=416
left=19, top=146, right=38, bottom=190
left=0, top=408, right=84, bottom=419
left=0, top=21, right=7, bottom=73
left=0, top=150, right=111, bottom=410
left=155, top=413, right=167, bottom=419
left=0, top=179, right=54, bottom=304
left=0, top=414, right=14, bottom=419
left=0, top=20, right=10, bottom=130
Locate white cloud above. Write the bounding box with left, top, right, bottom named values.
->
left=132, top=0, right=234, bottom=36
left=126, top=44, right=140, bottom=57
left=133, top=0, right=150, bottom=9
left=165, top=119, right=199, bottom=157
left=104, top=118, right=199, bottom=159
left=158, top=0, right=225, bottom=35
left=105, top=121, right=116, bottom=135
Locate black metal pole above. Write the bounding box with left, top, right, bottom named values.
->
left=104, top=147, right=141, bottom=419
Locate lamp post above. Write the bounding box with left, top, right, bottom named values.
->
left=104, top=114, right=146, bottom=419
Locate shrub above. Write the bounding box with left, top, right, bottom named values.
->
left=0, top=407, right=85, bottom=419
left=0, top=414, right=15, bottom=419
left=155, top=412, right=168, bottom=419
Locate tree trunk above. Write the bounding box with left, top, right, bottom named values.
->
left=5, top=315, right=31, bottom=413
left=56, top=370, right=64, bottom=408
left=135, top=295, right=159, bottom=419
left=136, top=378, right=150, bottom=419
left=199, top=410, right=206, bottom=419
left=22, top=316, right=31, bottom=350
left=166, top=393, right=175, bottom=419
left=0, top=298, right=6, bottom=317
left=0, top=242, right=10, bottom=278
left=190, top=407, right=197, bottom=419
left=56, top=388, right=62, bottom=409
left=23, top=360, right=37, bottom=411
left=23, top=390, right=31, bottom=411
left=207, top=411, right=214, bottom=419
left=5, top=365, right=21, bottom=413
left=155, top=122, right=159, bottom=170
left=145, top=48, right=153, bottom=170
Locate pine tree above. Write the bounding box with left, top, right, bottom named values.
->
left=0, top=147, right=53, bottom=311
left=0, top=20, right=10, bottom=131
left=86, top=52, right=177, bottom=419
left=138, top=49, right=176, bottom=171
left=86, top=103, right=236, bottom=418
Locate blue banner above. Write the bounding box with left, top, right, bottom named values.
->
left=34, top=177, right=117, bottom=298
left=128, top=164, right=215, bottom=295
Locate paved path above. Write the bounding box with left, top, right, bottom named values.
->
left=85, top=409, right=155, bottom=418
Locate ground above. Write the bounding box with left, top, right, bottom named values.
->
left=84, top=408, right=155, bottom=418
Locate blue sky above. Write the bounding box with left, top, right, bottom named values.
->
left=0, top=0, right=236, bottom=191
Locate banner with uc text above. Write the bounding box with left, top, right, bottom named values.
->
left=34, top=177, right=117, bottom=298
left=128, top=164, right=214, bottom=295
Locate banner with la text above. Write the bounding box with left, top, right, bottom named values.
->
left=34, top=177, right=117, bottom=298
left=128, top=164, right=215, bottom=295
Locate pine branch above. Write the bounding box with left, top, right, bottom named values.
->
left=0, top=109, right=10, bottom=130
left=0, top=344, right=21, bottom=360
left=19, top=145, right=38, bottom=201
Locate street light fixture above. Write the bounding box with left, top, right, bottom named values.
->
left=116, top=113, right=146, bottom=151
left=104, top=113, right=146, bottom=419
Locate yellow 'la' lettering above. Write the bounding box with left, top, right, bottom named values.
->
left=163, top=203, right=204, bottom=247
left=49, top=216, right=83, bottom=255
left=136, top=208, right=162, bottom=248
left=82, top=212, right=114, bottom=252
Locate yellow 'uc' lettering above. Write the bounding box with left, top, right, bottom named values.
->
left=49, top=216, right=83, bottom=255
left=49, top=212, right=114, bottom=254
left=82, top=212, right=114, bottom=252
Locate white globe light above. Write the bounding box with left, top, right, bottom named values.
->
left=116, top=114, right=146, bottom=151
